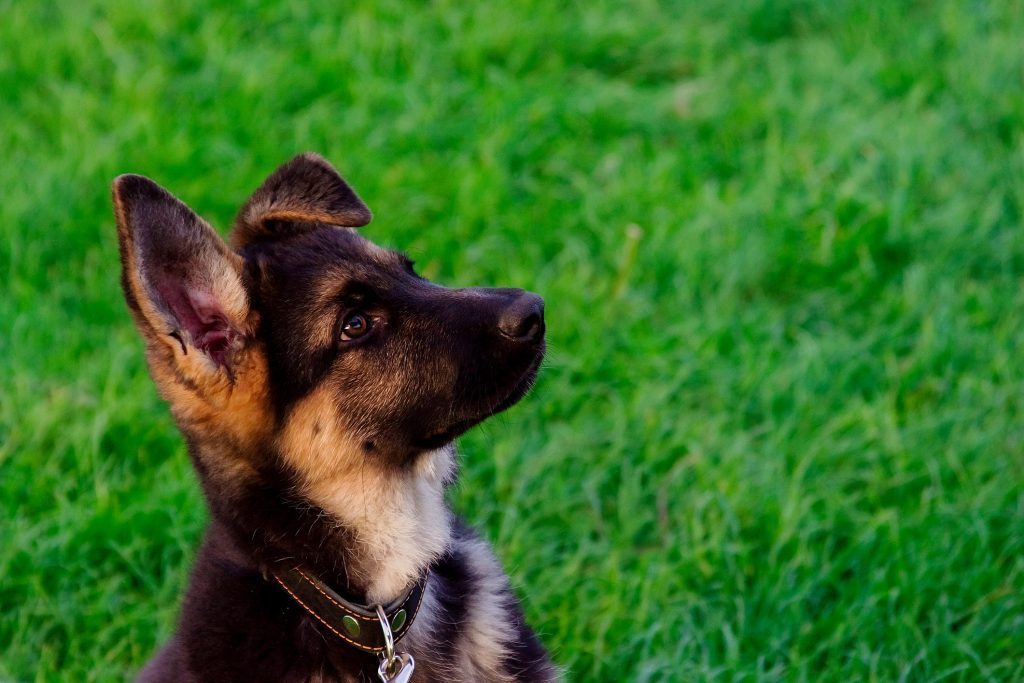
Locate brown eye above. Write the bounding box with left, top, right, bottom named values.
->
left=340, top=312, right=372, bottom=341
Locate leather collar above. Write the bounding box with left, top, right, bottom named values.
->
left=272, top=565, right=427, bottom=654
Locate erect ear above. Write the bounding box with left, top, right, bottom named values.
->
left=230, top=152, right=372, bottom=249
left=113, top=174, right=251, bottom=370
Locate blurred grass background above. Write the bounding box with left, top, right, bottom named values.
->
left=2, top=0, right=1023, bottom=680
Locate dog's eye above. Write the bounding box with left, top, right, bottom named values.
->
left=340, top=312, right=372, bottom=341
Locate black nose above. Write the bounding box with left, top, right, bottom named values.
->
left=498, top=292, right=545, bottom=342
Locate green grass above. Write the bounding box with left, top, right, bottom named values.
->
left=2, top=0, right=1023, bottom=680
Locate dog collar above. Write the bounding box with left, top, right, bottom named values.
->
left=271, top=565, right=427, bottom=655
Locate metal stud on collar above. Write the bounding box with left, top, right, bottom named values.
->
left=375, top=604, right=415, bottom=682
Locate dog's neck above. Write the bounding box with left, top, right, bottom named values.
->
left=197, top=440, right=457, bottom=605
left=299, top=445, right=457, bottom=603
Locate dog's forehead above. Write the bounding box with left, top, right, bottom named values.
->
left=249, top=227, right=408, bottom=285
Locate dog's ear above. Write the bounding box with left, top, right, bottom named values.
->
left=113, top=174, right=252, bottom=372
left=230, top=152, right=372, bottom=249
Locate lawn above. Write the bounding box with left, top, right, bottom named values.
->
left=2, top=1, right=1023, bottom=680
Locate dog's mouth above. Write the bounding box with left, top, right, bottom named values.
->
left=413, top=350, right=544, bottom=451
left=414, top=418, right=478, bottom=451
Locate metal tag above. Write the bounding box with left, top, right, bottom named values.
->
left=378, top=652, right=415, bottom=683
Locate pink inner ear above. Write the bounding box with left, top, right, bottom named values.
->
left=154, top=276, right=237, bottom=368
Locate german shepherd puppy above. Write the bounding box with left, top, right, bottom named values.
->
left=112, top=154, right=558, bottom=682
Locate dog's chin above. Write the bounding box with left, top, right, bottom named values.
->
left=413, top=349, right=544, bottom=451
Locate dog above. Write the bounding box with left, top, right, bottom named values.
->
left=112, top=153, right=558, bottom=682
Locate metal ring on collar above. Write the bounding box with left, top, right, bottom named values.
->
left=375, top=604, right=397, bottom=673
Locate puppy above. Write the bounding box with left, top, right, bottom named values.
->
left=112, top=153, right=558, bottom=682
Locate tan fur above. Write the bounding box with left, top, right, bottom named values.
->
left=114, top=180, right=273, bottom=489
left=278, top=387, right=455, bottom=603
left=242, top=208, right=361, bottom=230
left=152, top=341, right=273, bottom=489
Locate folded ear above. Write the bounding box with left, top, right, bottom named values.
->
left=113, top=174, right=251, bottom=371
left=230, top=152, right=372, bottom=249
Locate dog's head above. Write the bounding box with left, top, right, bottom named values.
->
left=113, top=154, right=544, bottom=482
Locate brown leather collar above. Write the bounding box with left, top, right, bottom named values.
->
left=271, top=565, right=427, bottom=654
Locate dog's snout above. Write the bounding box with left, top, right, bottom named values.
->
left=498, top=292, right=545, bottom=342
